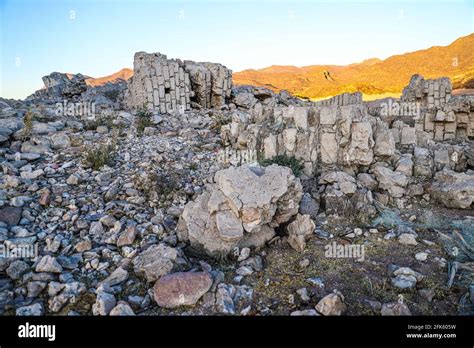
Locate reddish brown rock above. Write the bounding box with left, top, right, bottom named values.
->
left=117, top=223, right=137, bottom=247
left=154, top=271, right=213, bottom=308
left=39, top=189, right=51, bottom=206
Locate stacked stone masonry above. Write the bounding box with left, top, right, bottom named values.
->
left=126, top=52, right=232, bottom=113
left=223, top=75, right=474, bottom=179
left=316, top=92, right=363, bottom=106
left=400, top=75, right=474, bottom=142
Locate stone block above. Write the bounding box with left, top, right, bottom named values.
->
left=401, top=127, right=416, bottom=145
left=320, top=132, right=338, bottom=164
left=320, top=106, right=337, bottom=125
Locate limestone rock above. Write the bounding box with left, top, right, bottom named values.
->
left=109, top=302, right=135, bottom=316
left=27, top=72, right=87, bottom=101
left=132, top=243, right=178, bottom=282
left=92, top=291, right=116, bottom=316
left=50, top=132, right=71, bottom=149
left=430, top=169, right=474, bottom=209
left=373, top=165, right=408, bottom=198
left=398, top=233, right=418, bottom=246
left=6, top=260, right=30, bottom=280
left=319, top=171, right=357, bottom=195
left=315, top=290, right=347, bottom=316
left=0, top=207, right=22, bottom=226
left=287, top=214, right=315, bottom=252
left=153, top=271, right=213, bottom=308
left=35, top=255, right=63, bottom=273
left=381, top=301, right=412, bottom=316
left=374, top=128, right=395, bottom=157
left=177, top=164, right=303, bottom=257
left=391, top=267, right=423, bottom=289
left=16, top=303, right=44, bottom=316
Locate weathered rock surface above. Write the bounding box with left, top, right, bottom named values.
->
left=0, top=207, right=22, bottom=226
left=133, top=244, right=178, bottom=282
left=153, top=271, right=213, bottom=308
left=430, top=169, right=474, bottom=209
left=177, top=164, right=303, bottom=256
left=381, top=300, right=412, bottom=316
left=373, top=165, right=409, bottom=198
left=315, top=290, right=347, bottom=316
left=287, top=214, right=315, bottom=251
left=0, top=47, right=472, bottom=318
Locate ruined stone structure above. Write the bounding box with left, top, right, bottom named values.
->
left=400, top=74, right=473, bottom=142
left=224, top=75, right=474, bottom=174
left=222, top=101, right=381, bottom=176
left=317, top=91, right=363, bottom=106
left=126, top=52, right=232, bottom=113
left=185, top=61, right=232, bottom=109
left=223, top=75, right=474, bottom=211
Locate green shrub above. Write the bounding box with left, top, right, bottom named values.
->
left=21, top=110, right=34, bottom=140
left=84, top=113, right=115, bottom=131
left=259, top=154, right=305, bottom=176
left=135, top=104, right=153, bottom=135
left=83, top=134, right=117, bottom=170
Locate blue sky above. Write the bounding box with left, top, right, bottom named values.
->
left=1, top=0, right=473, bottom=99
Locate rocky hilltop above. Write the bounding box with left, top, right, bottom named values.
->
left=233, top=33, right=474, bottom=99
left=0, top=50, right=473, bottom=316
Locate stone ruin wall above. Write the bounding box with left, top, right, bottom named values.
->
left=223, top=75, right=474, bottom=179
left=125, top=52, right=232, bottom=113
left=316, top=91, right=363, bottom=106
left=400, top=75, right=473, bottom=142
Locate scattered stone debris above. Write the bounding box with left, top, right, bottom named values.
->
left=0, top=50, right=472, bottom=316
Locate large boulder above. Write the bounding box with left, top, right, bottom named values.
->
left=177, top=164, right=303, bottom=257
left=430, top=169, right=474, bottom=209
left=27, top=72, right=88, bottom=101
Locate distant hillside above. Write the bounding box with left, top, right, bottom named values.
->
left=233, top=33, right=474, bottom=99
left=86, top=68, right=133, bottom=87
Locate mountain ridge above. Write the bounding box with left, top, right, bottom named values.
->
left=233, top=33, right=474, bottom=99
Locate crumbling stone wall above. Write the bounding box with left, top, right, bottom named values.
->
left=399, top=75, right=473, bottom=142
left=222, top=101, right=380, bottom=176
left=316, top=92, right=362, bottom=106
left=126, top=52, right=191, bottom=114
left=185, top=61, right=232, bottom=109
left=126, top=52, right=232, bottom=113
left=223, top=74, right=474, bottom=210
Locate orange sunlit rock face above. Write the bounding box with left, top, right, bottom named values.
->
left=85, top=68, right=134, bottom=87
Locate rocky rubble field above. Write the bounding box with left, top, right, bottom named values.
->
left=0, top=53, right=473, bottom=316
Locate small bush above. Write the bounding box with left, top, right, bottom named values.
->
left=133, top=169, right=182, bottom=206
left=259, top=154, right=305, bottom=176
left=211, top=112, right=231, bottom=129
left=135, top=105, right=153, bottom=135
left=21, top=110, right=34, bottom=140
left=83, top=134, right=118, bottom=170
left=84, top=113, right=115, bottom=131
